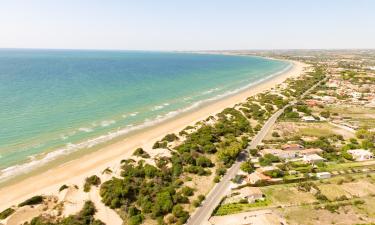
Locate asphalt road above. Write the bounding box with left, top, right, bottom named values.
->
left=186, top=78, right=325, bottom=225
left=186, top=106, right=287, bottom=225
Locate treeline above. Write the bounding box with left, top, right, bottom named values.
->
left=283, top=66, right=326, bottom=98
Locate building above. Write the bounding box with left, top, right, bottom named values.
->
left=305, top=99, right=321, bottom=107
left=257, top=166, right=277, bottom=173
left=321, top=96, right=336, bottom=104
left=303, top=154, right=326, bottom=164
left=316, top=172, right=331, bottom=179
left=281, top=144, right=304, bottom=151
left=238, top=187, right=264, bottom=202
left=347, top=149, right=374, bottom=161
left=261, top=149, right=297, bottom=159
left=351, top=92, right=362, bottom=99
left=246, top=172, right=271, bottom=184
left=302, top=116, right=316, bottom=122
left=299, top=148, right=323, bottom=156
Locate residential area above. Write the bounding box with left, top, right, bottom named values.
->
left=209, top=50, right=375, bottom=225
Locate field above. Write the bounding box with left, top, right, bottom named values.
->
left=326, top=105, right=375, bottom=128
left=265, top=121, right=354, bottom=140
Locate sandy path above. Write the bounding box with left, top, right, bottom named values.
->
left=0, top=60, right=307, bottom=211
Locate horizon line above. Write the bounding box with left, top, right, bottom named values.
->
left=1, top=47, right=375, bottom=52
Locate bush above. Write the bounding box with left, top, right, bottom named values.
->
left=214, top=176, right=221, bottom=183
left=263, top=169, right=284, bottom=178
left=272, top=132, right=280, bottom=137
left=249, top=149, right=259, bottom=156
left=153, top=141, right=168, bottom=149
left=240, top=161, right=254, bottom=173
left=341, top=151, right=354, bottom=161
left=0, top=208, right=15, bottom=219
left=196, top=156, right=214, bottom=167
left=129, top=214, right=144, bottom=225
left=181, top=186, right=194, bottom=196
left=133, top=148, right=150, bottom=158
left=315, top=192, right=328, bottom=201
left=59, top=184, right=69, bottom=192
left=84, top=175, right=101, bottom=192
left=18, top=195, right=44, bottom=207
left=259, top=154, right=280, bottom=166
left=162, top=133, right=179, bottom=142
left=320, top=111, right=330, bottom=118
left=239, top=199, right=248, bottom=204
left=192, top=195, right=205, bottom=207
left=216, top=166, right=227, bottom=176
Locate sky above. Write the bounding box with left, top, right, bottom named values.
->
left=0, top=0, right=374, bottom=50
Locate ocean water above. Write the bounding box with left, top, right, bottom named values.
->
left=0, top=49, right=290, bottom=181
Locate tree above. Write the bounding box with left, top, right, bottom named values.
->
left=341, top=151, right=354, bottom=161
left=240, top=161, right=254, bottom=173
left=249, top=149, right=259, bottom=156
left=272, top=131, right=280, bottom=137
left=154, top=191, right=173, bottom=215
left=320, top=111, right=330, bottom=118
left=362, top=139, right=374, bottom=149
left=84, top=175, right=101, bottom=192
left=181, top=186, right=194, bottom=196
left=259, top=154, right=280, bottom=166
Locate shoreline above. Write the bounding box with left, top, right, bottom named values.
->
left=0, top=59, right=307, bottom=211
left=0, top=53, right=290, bottom=183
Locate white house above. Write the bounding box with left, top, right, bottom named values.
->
left=302, top=116, right=316, bottom=122
left=316, top=172, right=331, bottom=179
left=239, top=187, right=264, bottom=202
left=351, top=92, right=362, bottom=99
left=347, top=149, right=374, bottom=161
left=303, top=154, right=326, bottom=164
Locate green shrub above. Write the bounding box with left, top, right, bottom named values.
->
left=84, top=175, right=101, bottom=192
left=18, top=195, right=43, bottom=207
left=59, top=184, right=68, bottom=192
left=132, top=148, right=150, bottom=158
left=181, top=186, right=194, bottom=196
left=0, top=208, right=15, bottom=219
left=240, top=161, right=254, bottom=173
left=162, top=133, right=179, bottom=142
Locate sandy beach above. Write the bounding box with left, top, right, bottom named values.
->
left=0, top=59, right=307, bottom=211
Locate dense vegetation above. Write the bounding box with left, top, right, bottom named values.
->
left=100, top=159, right=190, bottom=225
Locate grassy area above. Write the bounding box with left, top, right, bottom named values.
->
left=318, top=184, right=350, bottom=200
left=261, top=185, right=316, bottom=206
left=322, top=160, right=375, bottom=172
left=214, top=199, right=270, bottom=216
left=299, top=123, right=335, bottom=137
left=280, top=198, right=375, bottom=225
left=326, top=105, right=375, bottom=117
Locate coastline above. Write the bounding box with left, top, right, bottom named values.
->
left=0, top=59, right=307, bottom=211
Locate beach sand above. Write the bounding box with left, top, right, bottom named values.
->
left=0, top=59, right=307, bottom=212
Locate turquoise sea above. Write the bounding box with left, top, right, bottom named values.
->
left=0, top=49, right=290, bottom=181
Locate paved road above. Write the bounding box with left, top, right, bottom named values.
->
left=186, top=77, right=326, bottom=225
left=186, top=105, right=287, bottom=225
